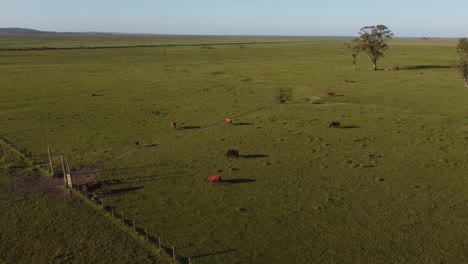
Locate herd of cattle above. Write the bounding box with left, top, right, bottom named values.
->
left=82, top=91, right=342, bottom=191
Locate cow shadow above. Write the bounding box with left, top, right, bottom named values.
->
left=181, top=126, right=202, bottom=129
left=341, top=125, right=360, bottom=129
left=223, top=178, right=256, bottom=185
left=101, top=179, right=124, bottom=186
left=143, top=143, right=159, bottom=148
left=238, top=154, right=269, bottom=159
left=233, top=122, right=254, bottom=126
left=105, top=186, right=143, bottom=196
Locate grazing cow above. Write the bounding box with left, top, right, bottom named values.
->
left=329, top=121, right=341, bottom=128
left=208, top=174, right=221, bottom=184
left=170, top=121, right=176, bottom=129
left=226, top=149, right=239, bottom=158
left=327, top=91, right=335, bottom=96
left=82, top=181, right=102, bottom=193
left=134, top=141, right=140, bottom=148
left=224, top=118, right=233, bottom=126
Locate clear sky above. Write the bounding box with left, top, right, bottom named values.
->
left=1, top=0, right=467, bottom=37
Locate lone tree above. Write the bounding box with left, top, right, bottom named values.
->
left=456, top=38, right=468, bottom=87
left=349, top=25, right=393, bottom=70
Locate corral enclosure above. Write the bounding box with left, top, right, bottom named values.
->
left=1, top=35, right=467, bottom=263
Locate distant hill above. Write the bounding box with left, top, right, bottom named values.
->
left=0, top=28, right=55, bottom=34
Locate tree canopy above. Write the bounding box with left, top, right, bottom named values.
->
left=348, top=25, right=393, bottom=70
left=456, top=38, right=468, bottom=87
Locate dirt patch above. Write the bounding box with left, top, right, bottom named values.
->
left=72, top=166, right=100, bottom=185
left=11, top=176, right=68, bottom=198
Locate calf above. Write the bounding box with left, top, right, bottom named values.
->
left=327, top=91, right=335, bottom=96
left=170, top=121, right=176, bottom=129
left=208, top=174, right=221, bottom=184
left=226, top=149, right=239, bottom=158
left=329, top=121, right=341, bottom=128
left=224, top=118, right=233, bottom=126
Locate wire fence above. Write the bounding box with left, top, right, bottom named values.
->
left=0, top=133, right=192, bottom=263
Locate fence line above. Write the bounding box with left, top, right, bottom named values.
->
left=76, top=185, right=191, bottom=263
left=0, top=134, right=190, bottom=263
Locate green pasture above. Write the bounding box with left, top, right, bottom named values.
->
left=0, top=36, right=467, bottom=263
left=0, top=142, right=171, bottom=264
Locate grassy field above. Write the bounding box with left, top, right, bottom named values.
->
left=1, top=35, right=467, bottom=263
left=0, top=141, right=172, bottom=263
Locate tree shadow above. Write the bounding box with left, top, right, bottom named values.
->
left=341, top=125, right=360, bottom=129
left=233, top=122, right=254, bottom=126
left=223, top=178, right=256, bottom=185
left=400, top=65, right=452, bottom=70
left=181, top=126, right=202, bottom=129
left=105, top=186, right=143, bottom=196
left=238, top=154, right=269, bottom=159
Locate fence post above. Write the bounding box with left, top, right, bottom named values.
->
left=158, top=237, right=161, bottom=251
left=47, top=147, right=54, bottom=176
left=172, top=245, right=176, bottom=260
left=111, top=205, right=114, bottom=217
left=60, top=155, right=66, bottom=186
left=188, top=256, right=191, bottom=264
left=133, top=219, right=136, bottom=233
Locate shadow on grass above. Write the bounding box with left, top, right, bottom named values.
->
left=143, top=143, right=159, bottom=148
left=341, top=125, right=360, bottom=129
left=192, top=249, right=237, bottom=259
left=181, top=126, right=202, bottom=129
left=238, top=154, right=269, bottom=159
left=223, top=178, right=256, bottom=184
left=233, top=122, right=254, bottom=126
left=105, top=186, right=143, bottom=196
left=400, top=65, right=452, bottom=70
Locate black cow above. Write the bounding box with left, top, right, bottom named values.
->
left=226, top=149, right=239, bottom=158
left=329, top=121, right=341, bottom=128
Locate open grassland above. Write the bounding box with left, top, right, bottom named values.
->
left=0, top=143, right=171, bottom=263
left=0, top=35, right=467, bottom=263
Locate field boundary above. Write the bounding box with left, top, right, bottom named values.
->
left=0, top=39, right=321, bottom=52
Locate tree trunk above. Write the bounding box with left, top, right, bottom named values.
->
left=464, top=76, right=468, bottom=87
left=372, top=59, right=378, bottom=70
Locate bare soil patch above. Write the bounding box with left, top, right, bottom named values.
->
left=11, top=175, right=68, bottom=197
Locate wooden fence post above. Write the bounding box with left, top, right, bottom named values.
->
left=133, top=219, right=136, bottom=232
left=60, top=155, right=66, bottom=186
left=111, top=205, right=114, bottom=217
left=172, top=245, right=176, bottom=260
left=47, top=147, right=54, bottom=176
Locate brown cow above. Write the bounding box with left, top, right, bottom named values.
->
left=224, top=118, right=233, bottom=126
left=327, top=91, right=335, bottom=96
left=170, top=121, right=176, bottom=129
left=82, top=182, right=102, bottom=193
left=208, top=174, right=221, bottom=184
